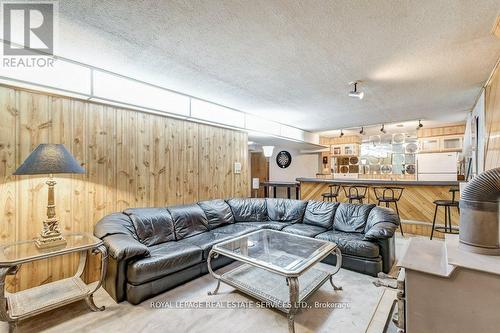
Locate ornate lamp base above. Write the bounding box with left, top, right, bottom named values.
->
left=35, top=218, right=67, bottom=249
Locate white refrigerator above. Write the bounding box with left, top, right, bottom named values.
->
left=417, top=152, right=458, bottom=181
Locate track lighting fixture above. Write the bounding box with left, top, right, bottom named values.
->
left=416, top=120, right=423, bottom=130
left=348, top=81, right=364, bottom=100
left=340, top=129, right=344, bottom=137
left=359, top=126, right=365, bottom=135
left=380, top=124, right=386, bottom=134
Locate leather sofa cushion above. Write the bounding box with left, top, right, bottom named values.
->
left=226, top=198, right=267, bottom=222
left=282, top=224, right=327, bottom=238
left=181, top=231, right=249, bottom=259
left=168, top=204, right=209, bottom=240
left=127, top=241, right=203, bottom=285
left=237, top=221, right=288, bottom=231
left=198, top=199, right=234, bottom=229
left=94, top=212, right=138, bottom=239
left=213, top=223, right=259, bottom=236
left=334, top=203, right=375, bottom=233
left=303, top=201, right=339, bottom=229
left=123, top=208, right=175, bottom=246
left=316, top=231, right=380, bottom=258
left=266, top=198, right=307, bottom=223
left=364, top=206, right=400, bottom=239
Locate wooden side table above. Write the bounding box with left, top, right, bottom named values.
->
left=0, top=233, right=108, bottom=332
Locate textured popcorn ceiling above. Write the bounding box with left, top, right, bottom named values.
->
left=58, top=0, right=500, bottom=131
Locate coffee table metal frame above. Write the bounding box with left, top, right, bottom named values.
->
left=207, top=229, right=342, bottom=333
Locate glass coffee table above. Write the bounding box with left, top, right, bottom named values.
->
left=207, top=229, right=342, bottom=333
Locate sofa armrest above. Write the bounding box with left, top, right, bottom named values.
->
left=103, top=234, right=150, bottom=261
left=363, top=206, right=400, bottom=240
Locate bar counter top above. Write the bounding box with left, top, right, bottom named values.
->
left=296, top=177, right=459, bottom=187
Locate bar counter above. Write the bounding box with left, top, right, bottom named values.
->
left=297, top=177, right=461, bottom=238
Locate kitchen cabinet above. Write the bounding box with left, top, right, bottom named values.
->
left=331, top=145, right=342, bottom=156
left=330, top=144, right=359, bottom=156
left=419, top=135, right=463, bottom=153
left=441, top=135, right=463, bottom=151
left=419, top=137, right=440, bottom=152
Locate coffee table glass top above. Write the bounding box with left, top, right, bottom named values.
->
left=0, top=233, right=102, bottom=265
left=213, top=229, right=336, bottom=275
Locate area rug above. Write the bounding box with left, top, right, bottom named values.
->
left=7, top=263, right=384, bottom=333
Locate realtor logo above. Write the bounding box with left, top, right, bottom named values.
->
left=2, top=1, right=54, bottom=56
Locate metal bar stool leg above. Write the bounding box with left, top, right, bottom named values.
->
left=449, top=206, right=453, bottom=232
left=287, top=186, right=291, bottom=199
left=444, top=205, right=448, bottom=233
left=273, top=186, right=277, bottom=198
left=395, top=201, right=404, bottom=236
left=430, top=204, right=438, bottom=240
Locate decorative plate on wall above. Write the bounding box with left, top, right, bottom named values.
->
left=406, top=164, right=416, bottom=174
left=406, top=143, right=418, bottom=153
left=276, top=151, right=292, bottom=168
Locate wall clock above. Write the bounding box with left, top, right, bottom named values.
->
left=276, top=151, right=292, bottom=168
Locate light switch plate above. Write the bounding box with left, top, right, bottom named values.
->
left=234, top=162, right=241, bottom=174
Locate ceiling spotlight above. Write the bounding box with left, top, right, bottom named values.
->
left=359, top=126, right=365, bottom=135
left=340, top=129, right=344, bottom=137
left=416, top=120, right=423, bottom=130
left=380, top=124, right=386, bottom=134
left=348, top=81, right=364, bottom=100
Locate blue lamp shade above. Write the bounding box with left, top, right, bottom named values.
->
left=13, top=144, right=85, bottom=175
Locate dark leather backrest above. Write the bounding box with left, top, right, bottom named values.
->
left=266, top=198, right=308, bottom=223
left=226, top=198, right=267, bottom=222
left=198, top=199, right=235, bottom=229
left=364, top=206, right=400, bottom=234
left=123, top=208, right=175, bottom=246
left=168, top=204, right=209, bottom=240
left=333, top=203, right=375, bottom=233
left=303, top=201, right=339, bottom=229
left=94, top=212, right=139, bottom=240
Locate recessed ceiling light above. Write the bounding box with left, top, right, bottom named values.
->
left=247, top=141, right=255, bottom=145
left=397, top=124, right=404, bottom=127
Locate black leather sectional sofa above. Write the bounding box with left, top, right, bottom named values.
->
left=94, top=198, right=399, bottom=305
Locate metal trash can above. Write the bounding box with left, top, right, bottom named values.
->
left=459, top=167, right=500, bottom=255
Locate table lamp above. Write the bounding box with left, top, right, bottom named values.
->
left=14, top=144, right=85, bottom=248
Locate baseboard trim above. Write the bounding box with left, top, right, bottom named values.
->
left=401, top=219, right=459, bottom=230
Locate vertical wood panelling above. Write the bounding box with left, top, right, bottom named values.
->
left=484, top=62, right=500, bottom=170
left=183, top=122, right=199, bottom=203
left=0, top=87, right=17, bottom=243
left=17, top=91, right=51, bottom=291
left=0, top=85, right=250, bottom=291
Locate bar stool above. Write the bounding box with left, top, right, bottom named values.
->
left=430, top=187, right=460, bottom=240
left=373, top=187, right=404, bottom=236
left=321, top=184, right=340, bottom=202
left=342, top=185, right=368, bottom=204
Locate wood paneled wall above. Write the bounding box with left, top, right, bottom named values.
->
left=484, top=60, right=500, bottom=170
left=0, top=85, right=250, bottom=291
left=250, top=152, right=268, bottom=198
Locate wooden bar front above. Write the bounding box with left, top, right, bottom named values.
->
left=298, top=178, right=460, bottom=238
